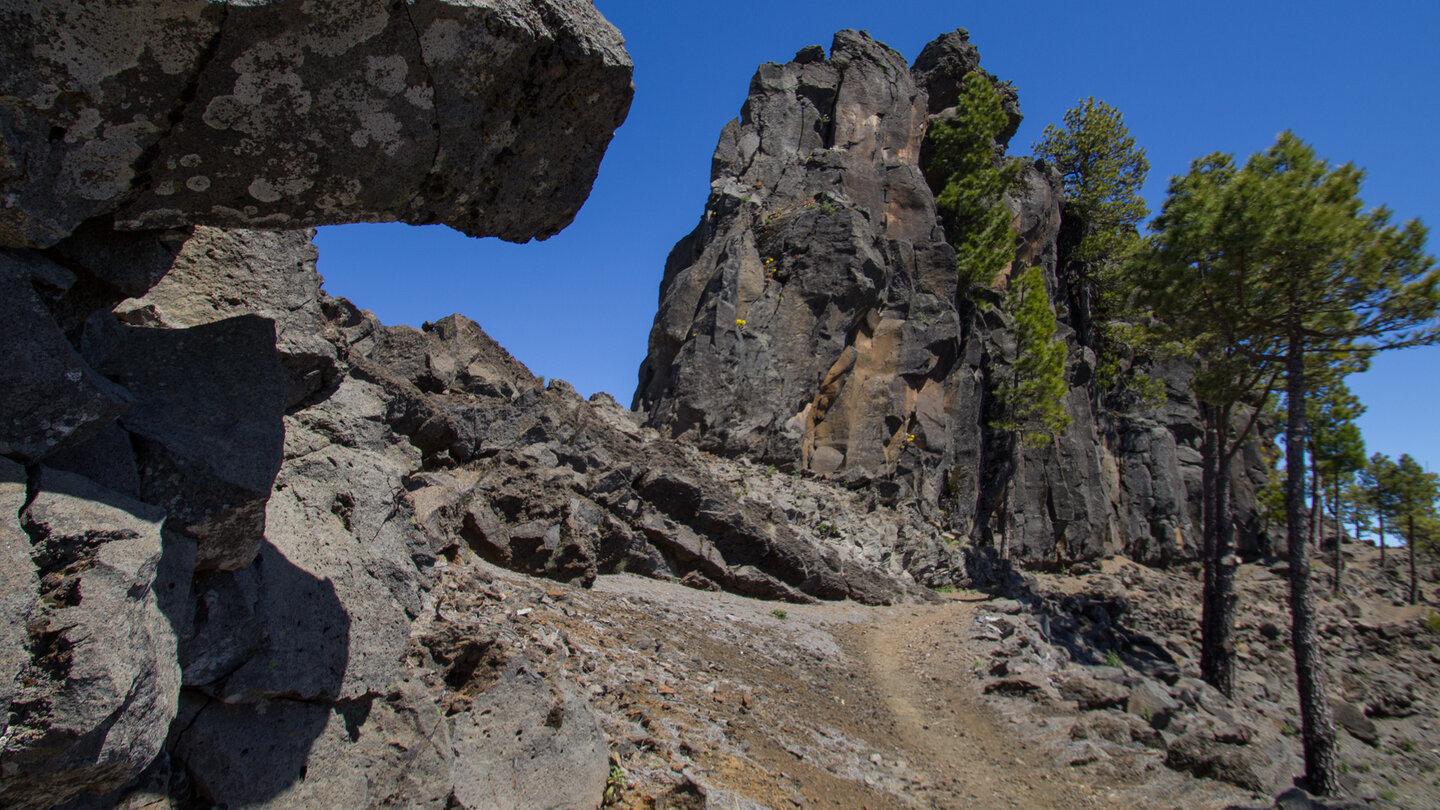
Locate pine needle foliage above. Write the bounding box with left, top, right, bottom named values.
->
left=927, top=73, right=1020, bottom=288
left=1034, top=98, right=1150, bottom=396
left=995, top=266, right=1070, bottom=448
left=1035, top=97, right=1149, bottom=269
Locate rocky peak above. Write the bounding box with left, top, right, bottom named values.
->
left=634, top=30, right=1265, bottom=571
left=911, top=28, right=1023, bottom=144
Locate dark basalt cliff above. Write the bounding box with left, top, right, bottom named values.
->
left=634, top=30, right=1270, bottom=569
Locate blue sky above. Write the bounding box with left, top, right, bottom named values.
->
left=315, top=0, right=1439, bottom=470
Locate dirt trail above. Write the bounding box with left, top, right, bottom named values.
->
left=474, top=570, right=1246, bottom=808
left=853, top=598, right=1121, bottom=809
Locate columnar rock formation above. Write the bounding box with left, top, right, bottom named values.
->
left=634, top=30, right=1269, bottom=568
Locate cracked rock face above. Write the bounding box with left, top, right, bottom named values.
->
left=0, top=0, right=633, bottom=247
left=632, top=30, right=1266, bottom=568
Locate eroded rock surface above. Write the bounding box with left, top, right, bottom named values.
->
left=4, top=223, right=932, bottom=808
left=0, top=0, right=633, bottom=247
left=1, top=1, right=635, bottom=804
left=1, top=468, right=180, bottom=810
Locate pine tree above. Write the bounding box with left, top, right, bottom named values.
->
left=1140, top=132, right=1439, bottom=795
left=1385, top=455, right=1439, bottom=605
left=1034, top=97, right=1149, bottom=379
left=995, top=266, right=1071, bottom=447
left=1310, top=380, right=1368, bottom=592
left=991, top=266, right=1071, bottom=559
left=1133, top=181, right=1284, bottom=699
left=1363, top=453, right=1401, bottom=566
left=927, top=73, right=1021, bottom=288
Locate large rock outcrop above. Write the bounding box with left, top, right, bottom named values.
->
left=0, top=0, right=632, bottom=247
left=633, top=30, right=1267, bottom=570
left=0, top=2, right=636, bottom=806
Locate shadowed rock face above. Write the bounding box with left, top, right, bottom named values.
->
left=632, top=29, right=1266, bottom=569
left=0, top=0, right=633, bottom=247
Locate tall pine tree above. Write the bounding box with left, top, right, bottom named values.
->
left=1386, top=455, right=1439, bottom=605
left=1362, top=453, right=1402, bottom=567
left=992, top=266, right=1071, bottom=558
left=1141, top=132, right=1439, bottom=794
left=1310, top=380, right=1367, bottom=592
left=1034, top=97, right=1148, bottom=376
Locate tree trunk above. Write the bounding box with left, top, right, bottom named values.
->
left=1200, top=406, right=1220, bottom=692
left=1409, top=514, right=1418, bottom=605
left=1352, top=510, right=1362, bottom=592
left=1332, top=475, right=1343, bottom=595
left=1378, top=514, right=1387, bottom=567
left=1310, top=460, right=1322, bottom=550
left=999, top=476, right=1010, bottom=561
left=1214, top=431, right=1238, bottom=697
left=1285, top=337, right=1339, bottom=796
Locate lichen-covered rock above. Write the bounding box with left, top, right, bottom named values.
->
left=1, top=468, right=181, bottom=810
left=0, top=0, right=633, bottom=247
left=115, top=227, right=340, bottom=408
left=0, top=2, right=637, bottom=806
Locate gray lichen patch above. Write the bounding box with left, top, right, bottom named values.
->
left=0, top=0, right=633, bottom=248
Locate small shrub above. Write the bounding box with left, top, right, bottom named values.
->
left=814, top=521, right=841, bottom=538
left=1104, top=649, right=1122, bottom=668
left=603, top=764, right=626, bottom=805
left=1281, top=721, right=1300, bottom=739
left=772, top=609, right=788, bottom=620
left=1424, top=611, right=1440, bottom=633
left=934, top=585, right=958, bottom=594
left=1379, top=787, right=1397, bottom=802
left=1397, top=738, right=1416, bottom=754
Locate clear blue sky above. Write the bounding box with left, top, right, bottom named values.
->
left=315, top=0, right=1440, bottom=471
